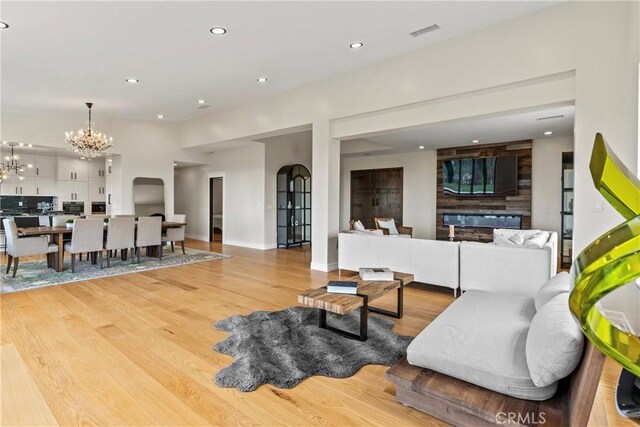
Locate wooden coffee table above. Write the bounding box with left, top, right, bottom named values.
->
left=298, top=272, right=413, bottom=341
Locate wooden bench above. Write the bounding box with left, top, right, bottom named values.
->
left=386, top=342, right=605, bottom=426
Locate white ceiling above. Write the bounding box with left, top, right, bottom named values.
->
left=342, top=104, right=575, bottom=156
left=1, top=1, right=559, bottom=122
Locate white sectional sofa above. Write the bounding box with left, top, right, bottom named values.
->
left=338, top=229, right=557, bottom=296
left=338, top=231, right=460, bottom=292
left=460, top=229, right=558, bottom=298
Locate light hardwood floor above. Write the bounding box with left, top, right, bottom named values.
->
left=0, top=240, right=635, bottom=426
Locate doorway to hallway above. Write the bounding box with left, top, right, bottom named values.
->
left=210, top=177, right=223, bottom=243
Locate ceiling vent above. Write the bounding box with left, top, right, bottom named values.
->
left=536, top=114, right=564, bottom=121
left=410, top=24, right=440, bottom=38
left=197, top=105, right=211, bottom=110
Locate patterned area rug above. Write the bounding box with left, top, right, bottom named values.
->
left=1, top=248, right=229, bottom=294
left=213, top=306, right=412, bottom=392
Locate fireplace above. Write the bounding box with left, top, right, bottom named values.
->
left=442, top=213, right=522, bottom=230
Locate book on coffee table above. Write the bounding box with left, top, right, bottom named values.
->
left=327, top=281, right=358, bottom=294
left=359, top=268, right=394, bottom=281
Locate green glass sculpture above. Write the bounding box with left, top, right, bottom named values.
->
left=569, top=133, right=640, bottom=378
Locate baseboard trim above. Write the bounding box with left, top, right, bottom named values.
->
left=223, top=240, right=278, bottom=251
left=310, top=261, right=339, bottom=272
left=185, top=233, right=209, bottom=242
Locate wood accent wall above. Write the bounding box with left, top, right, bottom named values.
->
left=436, top=141, right=532, bottom=242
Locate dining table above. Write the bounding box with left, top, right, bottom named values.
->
left=17, top=221, right=187, bottom=272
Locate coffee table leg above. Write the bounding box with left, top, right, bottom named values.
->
left=318, top=308, right=327, bottom=328
left=318, top=296, right=368, bottom=341
left=368, top=285, right=404, bottom=319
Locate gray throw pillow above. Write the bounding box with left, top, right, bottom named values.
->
left=526, top=293, right=584, bottom=387
left=535, top=272, right=571, bottom=311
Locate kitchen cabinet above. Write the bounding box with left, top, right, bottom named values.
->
left=58, top=158, right=88, bottom=182
left=88, top=177, right=107, bottom=201
left=35, top=157, right=55, bottom=177
left=35, top=178, right=55, bottom=196
left=57, top=180, right=88, bottom=201
left=1, top=176, right=36, bottom=195
left=88, top=160, right=107, bottom=178
left=18, top=155, right=36, bottom=177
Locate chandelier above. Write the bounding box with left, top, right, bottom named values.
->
left=65, top=102, right=113, bottom=159
left=0, top=143, right=33, bottom=183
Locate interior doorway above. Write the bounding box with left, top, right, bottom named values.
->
left=210, top=177, right=223, bottom=242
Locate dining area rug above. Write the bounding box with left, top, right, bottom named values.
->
left=1, top=248, right=229, bottom=294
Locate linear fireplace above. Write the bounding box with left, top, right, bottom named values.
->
left=442, top=213, right=522, bottom=230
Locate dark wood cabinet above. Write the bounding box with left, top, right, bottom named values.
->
left=350, top=167, right=403, bottom=229
left=277, top=164, right=311, bottom=248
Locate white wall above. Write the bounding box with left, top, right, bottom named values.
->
left=177, top=2, right=639, bottom=271
left=173, top=144, right=268, bottom=248
left=264, top=133, right=313, bottom=248
left=340, top=151, right=437, bottom=239
left=531, top=136, right=574, bottom=236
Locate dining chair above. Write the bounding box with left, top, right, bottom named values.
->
left=104, top=217, right=135, bottom=267
left=86, top=214, right=108, bottom=219
left=3, top=219, right=58, bottom=278
left=52, top=215, right=77, bottom=226
left=135, top=216, right=162, bottom=263
left=162, top=214, right=186, bottom=254
left=114, top=214, right=136, bottom=218
left=64, top=218, right=104, bottom=272
left=38, top=215, right=51, bottom=226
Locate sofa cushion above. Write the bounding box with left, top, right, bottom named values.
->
left=526, top=293, right=584, bottom=387
left=535, top=272, right=571, bottom=311
left=407, top=290, right=557, bottom=400
left=378, top=219, right=399, bottom=235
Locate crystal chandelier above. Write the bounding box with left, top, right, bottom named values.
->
left=65, top=102, right=113, bottom=159
left=0, top=143, right=33, bottom=183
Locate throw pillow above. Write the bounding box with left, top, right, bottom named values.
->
left=524, top=231, right=550, bottom=249
left=508, top=232, right=525, bottom=245
left=353, top=220, right=365, bottom=231
left=526, top=293, right=584, bottom=387
left=493, top=233, right=515, bottom=246
left=534, top=272, right=571, bottom=311
left=378, top=219, right=399, bottom=235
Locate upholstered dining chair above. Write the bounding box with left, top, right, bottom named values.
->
left=374, top=217, right=414, bottom=237
left=135, top=216, right=162, bottom=263
left=64, top=218, right=104, bottom=272
left=3, top=219, right=58, bottom=278
left=104, top=217, right=135, bottom=267
left=52, top=215, right=77, bottom=226
left=162, top=214, right=186, bottom=254
left=114, top=214, right=136, bottom=218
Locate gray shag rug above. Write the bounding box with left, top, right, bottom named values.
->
left=213, top=306, right=412, bottom=392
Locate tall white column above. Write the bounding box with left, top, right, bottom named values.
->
left=311, top=119, right=341, bottom=271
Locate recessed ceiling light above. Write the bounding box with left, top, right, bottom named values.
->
left=18, top=142, right=24, bottom=147
left=173, top=162, right=178, bottom=167
left=257, top=77, right=268, bottom=83
left=1, top=141, right=6, bottom=145
left=0, top=22, right=8, bottom=29
left=210, top=27, right=227, bottom=35
left=472, top=139, right=479, bottom=144
left=125, top=78, right=139, bottom=84
left=28, top=144, right=33, bottom=147
left=197, top=99, right=207, bottom=105
left=544, top=131, right=553, bottom=135
left=157, top=114, right=165, bottom=119
left=418, top=145, right=425, bottom=149
left=350, top=41, right=364, bottom=49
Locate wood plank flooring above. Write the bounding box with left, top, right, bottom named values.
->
left=0, top=241, right=635, bottom=426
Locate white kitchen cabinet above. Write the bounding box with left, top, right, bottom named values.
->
left=57, top=158, right=88, bottom=181
left=88, top=160, right=107, bottom=178
left=18, top=155, right=36, bottom=177
left=88, top=177, right=106, bottom=201
left=57, top=180, right=88, bottom=201
left=35, top=157, right=55, bottom=178
left=1, top=177, right=36, bottom=195
left=35, top=178, right=55, bottom=196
